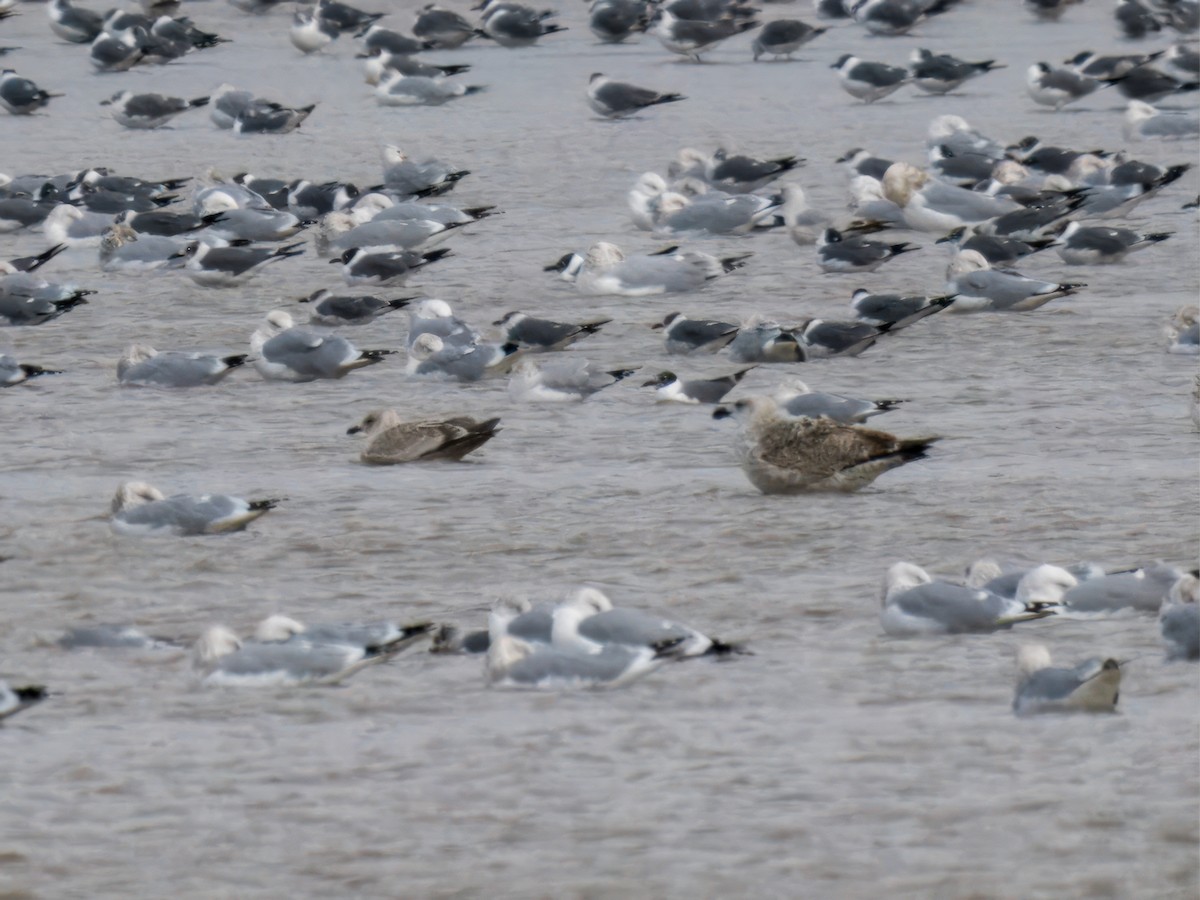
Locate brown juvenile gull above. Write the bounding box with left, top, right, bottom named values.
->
left=712, top=396, right=938, bottom=493
left=347, top=408, right=500, bottom=463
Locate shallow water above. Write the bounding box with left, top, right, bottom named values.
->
left=1, top=0, right=1198, bottom=896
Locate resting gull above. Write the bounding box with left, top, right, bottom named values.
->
left=652, top=311, right=740, bottom=354
left=251, top=310, right=395, bottom=381
left=1160, top=574, right=1199, bottom=662
left=773, top=378, right=902, bottom=424
left=57, top=624, right=177, bottom=650
left=550, top=588, right=738, bottom=657
left=586, top=73, right=684, bottom=118
left=100, top=90, right=209, bottom=129
left=117, top=344, right=247, bottom=387
left=816, top=227, right=917, bottom=273
left=485, top=634, right=684, bottom=690
left=193, top=627, right=396, bottom=687
left=751, top=19, right=825, bottom=61
left=1061, top=563, right=1188, bottom=614
left=508, top=357, right=637, bottom=402
left=1052, top=222, right=1171, bottom=265
left=850, top=289, right=956, bottom=328
left=645, top=366, right=755, bottom=403
left=174, top=240, right=305, bottom=287
left=946, top=250, right=1084, bottom=312
left=347, top=408, right=501, bottom=462
left=493, top=311, right=610, bottom=350
left=879, top=562, right=1060, bottom=636
left=298, top=289, right=413, bottom=326
left=0, top=353, right=61, bottom=386
left=1012, top=645, right=1122, bottom=716
left=546, top=241, right=751, bottom=297
left=110, top=482, right=281, bottom=536
left=831, top=54, right=909, bottom=104
left=713, top=396, right=939, bottom=493
left=253, top=615, right=435, bottom=652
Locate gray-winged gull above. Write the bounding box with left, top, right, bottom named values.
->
left=548, top=241, right=751, bottom=297
left=375, top=73, right=485, bottom=106
left=1052, top=222, right=1172, bottom=265
left=408, top=333, right=522, bottom=382
left=934, top=226, right=1055, bottom=266
left=110, top=482, right=281, bottom=536
left=99, top=224, right=185, bottom=272
left=816, top=227, right=918, bottom=273
left=1026, top=62, right=1102, bottom=109
left=253, top=614, right=435, bottom=651
left=751, top=19, right=825, bottom=61
left=653, top=9, right=758, bottom=62
left=652, top=311, right=740, bottom=354
left=414, top=4, right=478, bottom=47
left=1124, top=100, right=1200, bottom=141
left=713, top=396, right=939, bottom=493
left=117, top=344, right=247, bottom=387
left=831, top=55, right=909, bottom=103
left=910, top=48, right=1004, bottom=94
left=478, top=0, right=566, bottom=47
left=644, top=366, right=755, bottom=403
left=332, top=246, right=451, bottom=286
left=881, top=163, right=1020, bottom=233
left=586, top=73, right=685, bottom=118
left=298, top=289, right=413, bottom=326
left=879, top=562, right=1059, bottom=636
left=100, top=90, right=209, bottom=128
left=653, top=192, right=781, bottom=237
left=485, top=634, right=683, bottom=689
left=407, top=298, right=480, bottom=349
left=1012, top=645, right=1122, bottom=715
left=175, top=240, right=305, bottom=287
left=1062, top=563, right=1187, bottom=614
left=726, top=319, right=806, bottom=363
left=773, top=378, right=902, bottom=424
left=1160, top=574, right=1199, bottom=662
left=946, top=250, right=1084, bottom=312
left=347, top=408, right=501, bottom=462
left=193, top=626, right=393, bottom=687
left=850, top=288, right=956, bottom=328
left=508, top=357, right=637, bottom=402
left=251, top=310, right=395, bottom=381
left=57, top=624, right=177, bottom=650
left=0, top=70, right=62, bottom=114
left=493, top=311, right=610, bottom=350
left=550, top=588, right=738, bottom=657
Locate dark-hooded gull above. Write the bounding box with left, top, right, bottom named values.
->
left=0, top=70, right=62, bottom=114
left=174, top=240, right=305, bottom=287
left=493, top=311, right=610, bottom=350
left=653, top=9, right=758, bottom=62
left=773, top=378, right=902, bottom=424
left=0, top=353, right=61, bottom=386
left=816, top=227, right=917, bottom=273
left=332, top=246, right=451, bottom=286
left=413, top=4, right=478, bottom=47
left=508, top=358, right=637, bottom=402
left=1012, top=645, right=1122, bottom=716
left=478, top=0, right=567, bottom=47
left=946, top=250, right=1084, bottom=312
left=934, top=226, right=1054, bottom=266
left=298, top=289, right=413, bottom=326
left=586, top=73, right=684, bottom=118
left=1160, top=574, right=1199, bottom=662
left=347, top=408, right=501, bottom=462
left=110, top=482, right=281, bottom=536
left=910, top=49, right=1003, bottom=94
left=713, top=396, right=939, bottom=493
left=653, top=311, right=739, bottom=354
left=831, top=54, right=909, bottom=103
left=251, top=310, right=395, bottom=381
left=1026, top=62, right=1102, bottom=109
left=100, top=90, right=208, bottom=128
left=47, top=0, right=104, bottom=42
left=0, top=277, right=91, bottom=326
left=0, top=681, right=47, bottom=722
left=117, top=344, right=247, bottom=387
left=1052, top=222, right=1171, bottom=265
left=193, top=626, right=394, bottom=687
left=850, top=0, right=945, bottom=35
left=879, top=562, right=1059, bottom=636
left=850, top=288, right=956, bottom=328
left=752, top=19, right=825, bottom=61
left=588, top=0, right=653, bottom=42
left=645, top=366, right=755, bottom=403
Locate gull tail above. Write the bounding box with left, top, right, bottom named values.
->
left=720, top=252, right=753, bottom=273
left=18, top=364, right=63, bottom=379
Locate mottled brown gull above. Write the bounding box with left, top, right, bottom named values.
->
left=347, top=408, right=500, bottom=463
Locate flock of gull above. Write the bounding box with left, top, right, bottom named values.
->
left=1, top=0, right=1198, bottom=721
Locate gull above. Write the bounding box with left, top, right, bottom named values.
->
left=706, top=148, right=804, bottom=193
left=201, top=206, right=308, bottom=243
left=43, top=204, right=115, bottom=248
left=375, top=73, right=485, bottom=106
left=193, top=627, right=394, bottom=687
left=1052, top=222, right=1171, bottom=265
left=1123, top=100, right=1200, bottom=141
left=1167, top=306, right=1198, bottom=355
left=0, top=284, right=90, bottom=325
left=358, top=24, right=433, bottom=55
left=407, top=333, right=522, bottom=382
left=1026, top=62, right=1101, bottom=110
left=0, top=681, right=46, bottom=722
left=381, top=145, right=469, bottom=196
left=816, top=227, right=917, bottom=273
left=850, top=0, right=939, bottom=35
left=0, top=69, right=62, bottom=114
left=47, top=0, right=104, bottom=43
left=251, top=310, right=395, bottom=381
left=1105, top=65, right=1200, bottom=104
left=347, top=408, right=501, bottom=462
left=1116, top=0, right=1164, bottom=39
left=3, top=244, right=67, bottom=275
left=751, top=19, right=825, bottom=61
left=289, top=9, right=339, bottom=54
left=331, top=246, right=451, bottom=286
left=253, top=615, right=435, bottom=652
left=110, top=482, right=281, bottom=536
left=588, top=0, right=653, bottom=42
left=934, top=226, right=1055, bottom=266
left=0, top=353, right=62, bottom=386
left=1012, top=645, right=1122, bottom=716
left=508, top=358, right=637, bottom=402
left=850, top=289, right=956, bottom=328
left=100, top=90, right=208, bottom=128
left=117, top=344, right=247, bottom=387
left=653, top=192, right=781, bottom=236
left=773, top=378, right=902, bottom=424
left=653, top=9, right=759, bottom=62
left=881, top=162, right=1019, bottom=233
left=1062, top=563, right=1188, bottom=614
left=1025, top=0, right=1083, bottom=20
left=836, top=147, right=895, bottom=181
left=1160, top=574, right=1199, bottom=662
left=359, top=48, right=471, bottom=85
left=174, top=240, right=305, bottom=287
left=879, top=562, right=1060, bottom=636
left=831, top=54, right=909, bottom=103
left=57, top=624, right=176, bottom=650
left=99, top=224, right=185, bottom=272
left=587, top=73, right=685, bottom=118
left=493, top=311, right=610, bottom=350
left=298, top=289, right=412, bottom=325
left=548, top=241, right=751, bottom=296
left=89, top=28, right=146, bottom=72
left=1063, top=49, right=1163, bottom=80
left=550, top=588, right=737, bottom=657
left=235, top=100, right=316, bottom=135
left=910, top=49, right=1003, bottom=94
left=726, top=319, right=805, bottom=363
left=315, top=0, right=383, bottom=32
left=413, top=4, right=478, bottom=48
left=490, top=596, right=555, bottom=644
left=406, top=297, right=480, bottom=349
left=713, top=396, right=939, bottom=493
left=479, top=1, right=567, bottom=47
left=321, top=213, right=465, bottom=254
left=117, top=208, right=224, bottom=237
left=946, top=250, right=1085, bottom=312
left=644, top=366, right=756, bottom=403
left=652, top=311, right=740, bottom=354
left=485, top=634, right=683, bottom=689
left=795, top=318, right=888, bottom=358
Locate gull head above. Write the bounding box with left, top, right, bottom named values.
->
left=964, top=558, right=1004, bottom=588
left=111, top=481, right=166, bottom=514
left=488, top=595, right=533, bottom=641
left=712, top=394, right=776, bottom=424
left=947, top=249, right=991, bottom=279
left=1015, top=564, right=1078, bottom=607
left=881, top=162, right=928, bottom=207
left=772, top=377, right=811, bottom=402
left=413, top=298, right=454, bottom=319
left=254, top=614, right=306, bottom=642
left=408, top=332, right=444, bottom=361
left=485, top=634, right=534, bottom=681
left=882, top=561, right=933, bottom=603
left=347, top=407, right=402, bottom=436
left=584, top=241, right=625, bottom=271
left=193, top=625, right=242, bottom=666
left=1016, top=643, right=1053, bottom=677
left=632, top=172, right=669, bottom=198
left=927, top=114, right=972, bottom=142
